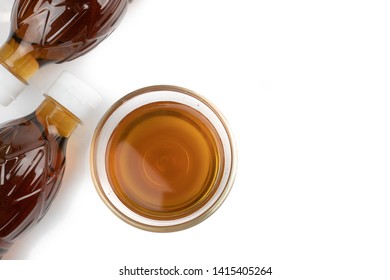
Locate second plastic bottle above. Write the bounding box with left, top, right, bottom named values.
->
left=0, top=71, right=101, bottom=259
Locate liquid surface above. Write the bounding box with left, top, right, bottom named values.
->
left=106, top=102, right=224, bottom=220
left=0, top=111, right=68, bottom=258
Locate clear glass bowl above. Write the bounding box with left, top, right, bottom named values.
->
left=90, top=85, right=237, bottom=232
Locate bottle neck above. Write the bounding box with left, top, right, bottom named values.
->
left=0, top=36, right=39, bottom=83
left=35, top=97, right=81, bottom=138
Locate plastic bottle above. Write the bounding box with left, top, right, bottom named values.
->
left=0, top=0, right=128, bottom=105
left=0, top=71, right=101, bottom=259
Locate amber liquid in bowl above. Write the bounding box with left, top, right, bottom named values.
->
left=105, top=101, right=224, bottom=220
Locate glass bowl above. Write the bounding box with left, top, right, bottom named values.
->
left=90, top=85, right=237, bottom=232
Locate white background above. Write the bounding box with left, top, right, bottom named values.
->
left=1, top=0, right=390, bottom=279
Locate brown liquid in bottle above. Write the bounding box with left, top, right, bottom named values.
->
left=0, top=98, right=79, bottom=258
left=105, top=102, right=225, bottom=221
left=0, top=0, right=128, bottom=82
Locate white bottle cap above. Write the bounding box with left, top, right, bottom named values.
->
left=0, top=64, right=26, bottom=106
left=46, top=71, right=102, bottom=124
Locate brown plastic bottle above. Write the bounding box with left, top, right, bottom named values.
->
left=0, top=71, right=101, bottom=259
left=0, top=0, right=128, bottom=105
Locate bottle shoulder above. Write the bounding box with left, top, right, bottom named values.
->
left=0, top=112, right=68, bottom=151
